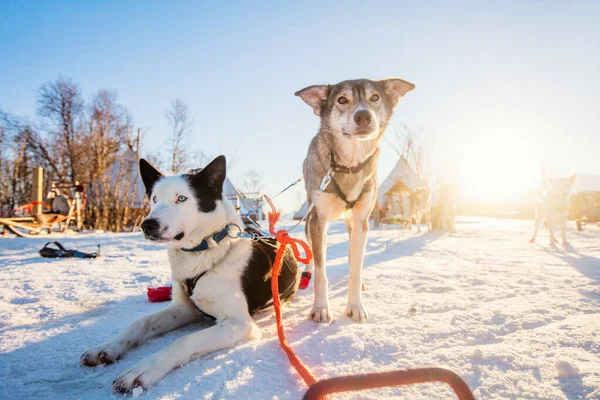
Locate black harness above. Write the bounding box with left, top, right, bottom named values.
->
left=328, top=149, right=378, bottom=210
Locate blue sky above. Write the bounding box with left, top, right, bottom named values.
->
left=1, top=1, right=599, bottom=210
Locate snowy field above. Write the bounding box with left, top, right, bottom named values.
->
left=0, top=217, right=599, bottom=400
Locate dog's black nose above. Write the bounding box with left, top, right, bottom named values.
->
left=141, top=218, right=160, bottom=234
left=354, top=110, right=372, bottom=127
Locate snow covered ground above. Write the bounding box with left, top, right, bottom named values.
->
left=0, top=217, right=599, bottom=400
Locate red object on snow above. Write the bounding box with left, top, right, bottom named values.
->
left=147, top=286, right=172, bottom=302
left=299, top=272, right=312, bottom=290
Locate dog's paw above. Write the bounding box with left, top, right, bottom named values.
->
left=80, top=342, right=125, bottom=366
left=562, top=241, right=570, bottom=246
left=344, top=302, right=368, bottom=323
left=529, top=238, right=535, bottom=243
left=112, top=356, right=166, bottom=393
left=309, top=304, right=333, bottom=323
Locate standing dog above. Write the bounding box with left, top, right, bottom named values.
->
left=80, top=156, right=299, bottom=393
left=438, top=184, right=456, bottom=231
left=409, top=187, right=432, bottom=232
left=295, top=78, right=414, bottom=323
left=530, top=174, right=576, bottom=245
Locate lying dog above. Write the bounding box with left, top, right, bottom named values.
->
left=295, top=78, right=414, bottom=323
left=409, top=187, right=431, bottom=232
left=81, top=156, right=299, bottom=393
left=530, top=174, right=576, bottom=246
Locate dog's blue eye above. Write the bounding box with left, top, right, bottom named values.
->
left=152, top=196, right=157, bottom=203
left=177, top=195, right=187, bottom=203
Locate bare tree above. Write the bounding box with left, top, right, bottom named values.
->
left=165, top=98, right=192, bottom=174
left=241, top=169, right=263, bottom=195
left=1, top=78, right=150, bottom=232
left=387, top=123, right=430, bottom=179
left=37, top=77, right=84, bottom=182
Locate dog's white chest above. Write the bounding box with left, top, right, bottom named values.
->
left=174, top=240, right=253, bottom=321
left=190, top=274, right=239, bottom=320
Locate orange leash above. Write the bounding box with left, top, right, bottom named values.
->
left=265, top=196, right=323, bottom=391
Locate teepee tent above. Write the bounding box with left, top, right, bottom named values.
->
left=378, top=157, right=427, bottom=206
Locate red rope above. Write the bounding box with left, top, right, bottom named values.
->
left=265, top=195, right=323, bottom=392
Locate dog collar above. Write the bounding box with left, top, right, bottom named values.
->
left=330, top=148, right=379, bottom=174
left=181, top=225, right=231, bottom=252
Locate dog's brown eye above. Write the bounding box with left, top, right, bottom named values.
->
left=370, top=94, right=380, bottom=102
left=337, top=96, right=348, bottom=105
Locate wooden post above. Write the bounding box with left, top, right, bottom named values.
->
left=32, top=167, right=44, bottom=215
left=75, top=180, right=82, bottom=230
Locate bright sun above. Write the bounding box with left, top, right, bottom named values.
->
left=457, top=134, right=540, bottom=202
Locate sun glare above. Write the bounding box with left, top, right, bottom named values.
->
left=458, top=133, right=540, bottom=202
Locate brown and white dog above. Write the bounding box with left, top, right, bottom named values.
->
left=409, top=187, right=432, bottom=232
left=295, top=78, right=414, bottom=323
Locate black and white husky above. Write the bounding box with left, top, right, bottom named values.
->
left=80, top=156, right=299, bottom=393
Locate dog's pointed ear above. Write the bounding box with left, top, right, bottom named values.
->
left=295, top=85, right=330, bottom=116
left=139, top=158, right=164, bottom=198
left=381, top=78, right=415, bottom=108
left=198, top=155, right=227, bottom=195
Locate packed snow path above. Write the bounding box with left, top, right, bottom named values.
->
left=0, top=217, right=598, bottom=399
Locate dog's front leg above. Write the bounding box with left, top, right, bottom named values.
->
left=530, top=210, right=542, bottom=243
left=81, top=299, right=200, bottom=366
left=112, top=318, right=259, bottom=393
left=308, top=212, right=332, bottom=323
left=560, top=216, right=569, bottom=245
left=344, top=206, right=371, bottom=323
left=547, top=218, right=559, bottom=246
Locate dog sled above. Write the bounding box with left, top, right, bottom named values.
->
left=571, top=191, right=600, bottom=231
left=0, top=180, right=86, bottom=238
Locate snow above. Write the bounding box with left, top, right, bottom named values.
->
left=1, top=217, right=599, bottom=399
left=132, top=386, right=144, bottom=398
left=554, top=360, right=580, bottom=378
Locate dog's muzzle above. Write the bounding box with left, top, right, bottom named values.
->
left=141, top=218, right=164, bottom=240
left=354, top=109, right=373, bottom=127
